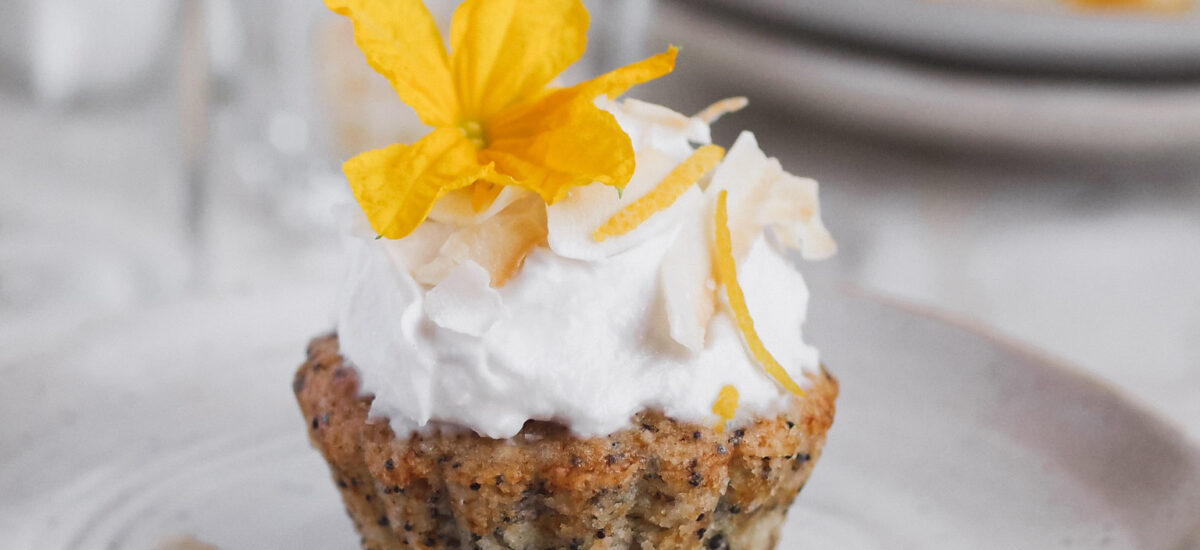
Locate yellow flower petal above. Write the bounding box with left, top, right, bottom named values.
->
left=471, top=180, right=504, bottom=212
left=483, top=99, right=634, bottom=204
left=449, top=0, right=588, bottom=121
left=714, top=190, right=806, bottom=397
left=593, top=145, right=724, bottom=242
left=712, top=385, right=739, bottom=434
left=763, top=173, right=838, bottom=260
left=490, top=47, right=678, bottom=136
left=325, top=0, right=458, bottom=127
left=576, top=46, right=679, bottom=101
left=343, top=128, right=490, bottom=239
left=474, top=47, right=677, bottom=204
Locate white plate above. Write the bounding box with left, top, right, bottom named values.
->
left=793, top=287, right=1200, bottom=548
left=687, top=0, right=1200, bottom=76
left=654, top=2, right=1200, bottom=157
left=1, top=284, right=1197, bottom=549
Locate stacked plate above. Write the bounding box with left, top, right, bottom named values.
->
left=658, top=0, right=1200, bottom=157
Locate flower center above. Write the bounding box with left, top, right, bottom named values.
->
left=458, top=119, right=487, bottom=149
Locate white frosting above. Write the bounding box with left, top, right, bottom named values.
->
left=335, top=98, right=832, bottom=439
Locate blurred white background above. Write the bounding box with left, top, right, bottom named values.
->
left=1, top=0, right=1197, bottom=436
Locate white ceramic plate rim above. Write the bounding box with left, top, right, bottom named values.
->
left=686, top=0, right=1200, bottom=75
left=3, top=283, right=1199, bottom=548
left=839, top=283, right=1200, bottom=449
left=656, top=3, right=1200, bottom=156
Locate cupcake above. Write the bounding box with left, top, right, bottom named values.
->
left=296, top=1, right=839, bottom=549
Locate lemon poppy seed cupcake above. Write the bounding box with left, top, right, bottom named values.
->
left=298, top=1, right=839, bottom=549
left=296, top=335, right=837, bottom=550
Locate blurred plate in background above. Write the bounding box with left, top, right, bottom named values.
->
left=686, top=0, right=1200, bottom=77
left=656, top=1, right=1200, bottom=157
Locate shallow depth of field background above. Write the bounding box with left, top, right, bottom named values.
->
left=1, top=0, right=1198, bottom=441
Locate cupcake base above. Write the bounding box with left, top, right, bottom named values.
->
left=294, top=334, right=838, bottom=550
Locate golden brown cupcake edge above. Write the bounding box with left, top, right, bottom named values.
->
left=295, top=334, right=837, bottom=550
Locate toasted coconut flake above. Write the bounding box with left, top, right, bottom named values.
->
left=599, top=97, right=711, bottom=156
left=593, top=145, right=725, bottom=242
left=621, top=98, right=695, bottom=131
left=414, top=196, right=548, bottom=287
left=707, top=131, right=775, bottom=259
left=694, top=97, right=748, bottom=124
left=545, top=149, right=681, bottom=260
left=428, top=185, right=527, bottom=226
left=712, top=385, right=739, bottom=434
left=659, top=190, right=716, bottom=353
left=714, top=190, right=805, bottom=396
left=659, top=132, right=768, bottom=353
left=380, top=220, right=456, bottom=273
left=762, top=173, right=837, bottom=260
left=424, top=261, right=506, bottom=337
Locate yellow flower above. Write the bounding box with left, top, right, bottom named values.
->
left=326, top=0, right=678, bottom=239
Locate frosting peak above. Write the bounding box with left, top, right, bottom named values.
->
left=336, top=98, right=834, bottom=438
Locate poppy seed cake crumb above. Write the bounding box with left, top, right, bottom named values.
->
left=295, top=334, right=837, bottom=550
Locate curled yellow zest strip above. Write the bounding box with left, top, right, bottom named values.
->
left=694, top=97, right=748, bottom=124
left=592, top=145, right=725, bottom=242
left=712, top=385, right=739, bottom=434
left=714, top=190, right=806, bottom=397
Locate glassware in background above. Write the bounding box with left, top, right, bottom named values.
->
left=576, top=0, right=658, bottom=79
left=0, top=0, right=179, bottom=105
left=179, top=0, right=212, bottom=287
left=0, top=0, right=211, bottom=351
left=0, top=0, right=664, bottom=334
